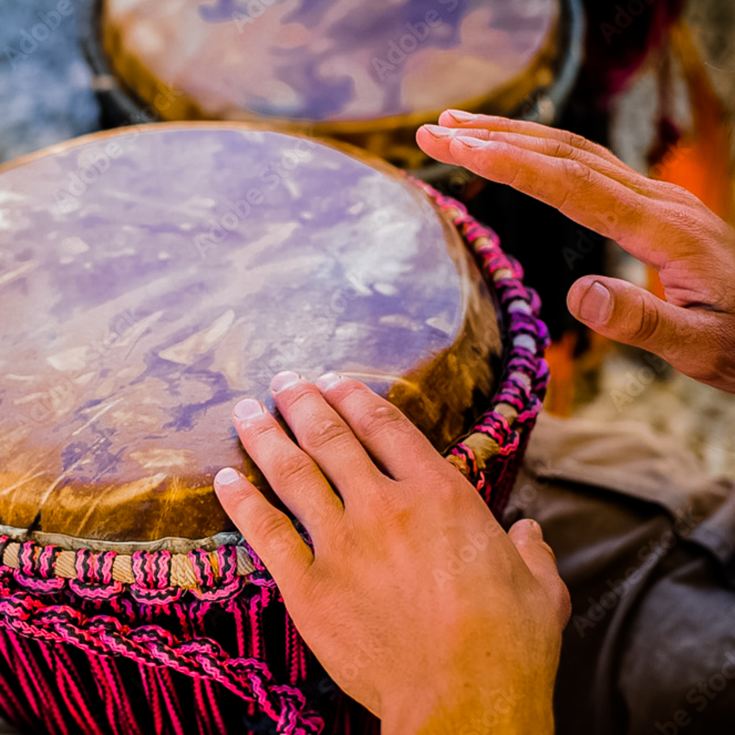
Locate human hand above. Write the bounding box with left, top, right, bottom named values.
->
left=417, top=112, right=735, bottom=393
left=214, top=373, right=570, bottom=735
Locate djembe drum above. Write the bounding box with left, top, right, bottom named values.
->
left=86, top=0, right=584, bottom=170
left=0, top=123, right=548, bottom=734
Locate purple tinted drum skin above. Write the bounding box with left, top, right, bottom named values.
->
left=99, top=0, right=560, bottom=165
left=103, top=0, right=559, bottom=121
left=0, top=123, right=501, bottom=544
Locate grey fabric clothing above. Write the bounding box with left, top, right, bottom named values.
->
left=508, top=415, right=735, bottom=735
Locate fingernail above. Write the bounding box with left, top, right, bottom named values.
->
left=233, top=398, right=265, bottom=423
left=316, top=372, right=343, bottom=391
left=214, top=467, right=242, bottom=489
left=456, top=135, right=487, bottom=149
left=579, top=281, right=613, bottom=324
left=523, top=519, right=543, bottom=539
left=446, top=109, right=476, bottom=122
left=270, top=371, right=302, bottom=393
left=423, top=124, right=455, bottom=139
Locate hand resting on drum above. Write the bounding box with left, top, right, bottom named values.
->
left=214, top=372, right=570, bottom=734
left=417, top=112, right=735, bottom=394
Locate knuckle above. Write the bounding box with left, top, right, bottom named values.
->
left=625, top=294, right=661, bottom=344
left=272, top=451, right=315, bottom=487
left=562, top=158, right=592, bottom=185
left=655, top=180, right=700, bottom=206
left=302, top=418, right=350, bottom=452
left=278, top=384, right=315, bottom=412
left=547, top=138, right=574, bottom=159
left=244, top=421, right=280, bottom=443
left=561, top=130, right=588, bottom=151
left=357, top=403, right=407, bottom=440
left=430, top=472, right=467, bottom=499
left=332, top=380, right=366, bottom=403
left=250, top=511, right=293, bottom=546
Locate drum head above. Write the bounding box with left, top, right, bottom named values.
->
left=98, top=0, right=561, bottom=163
left=0, top=123, right=501, bottom=545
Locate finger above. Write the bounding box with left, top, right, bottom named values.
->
left=433, top=117, right=702, bottom=210
left=419, top=124, right=653, bottom=196
left=436, top=111, right=634, bottom=171
left=232, top=398, right=343, bottom=539
left=426, top=116, right=729, bottom=246
left=568, top=275, right=691, bottom=360
left=568, top=276, right=733, bottom=386
left=415, top=130, right=669, bottom=266
left=315, top=373, right=447, bottom=481
left=509, top=519, right=570, bottom=628
left=269, top=372, right=386, bottom=503
left=214, top=467, right=312, bottom=588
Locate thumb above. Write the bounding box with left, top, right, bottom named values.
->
left=509, top=520, right=570, bottom=627
left=568, top=276, right=687, bottom=358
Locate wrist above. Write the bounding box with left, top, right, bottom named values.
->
left=381, top=684, right=554, bottom=735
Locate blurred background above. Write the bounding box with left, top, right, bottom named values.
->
left=0, top=0, right=733, bottom=477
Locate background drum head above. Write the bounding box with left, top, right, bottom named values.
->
left=85, top=0, right=584, bottom=170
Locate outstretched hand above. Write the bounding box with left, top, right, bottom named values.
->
left=417, top=112, right=735, bottom=393
left=215, top=372, right=569, bottom=735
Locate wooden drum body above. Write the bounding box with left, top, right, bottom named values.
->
left=0, top=124, right=548, bottom=733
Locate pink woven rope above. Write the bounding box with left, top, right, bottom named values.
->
left=417, top=182, right=550, bottom=512
left=0, top=184, right=549, bottom=734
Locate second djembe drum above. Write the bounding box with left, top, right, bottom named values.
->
left=87, top=0, right=583, bottom=169
left=0, top=123, right=548, bottom=733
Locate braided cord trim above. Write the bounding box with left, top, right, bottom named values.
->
left=419, top=183, right=550, bottom=512
left=0, top=569, right=323, bottom=734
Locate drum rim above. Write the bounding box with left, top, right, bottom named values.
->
left=0, top=118, right=454, bottom=190
left=82, top=0, right=584, bottom=136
